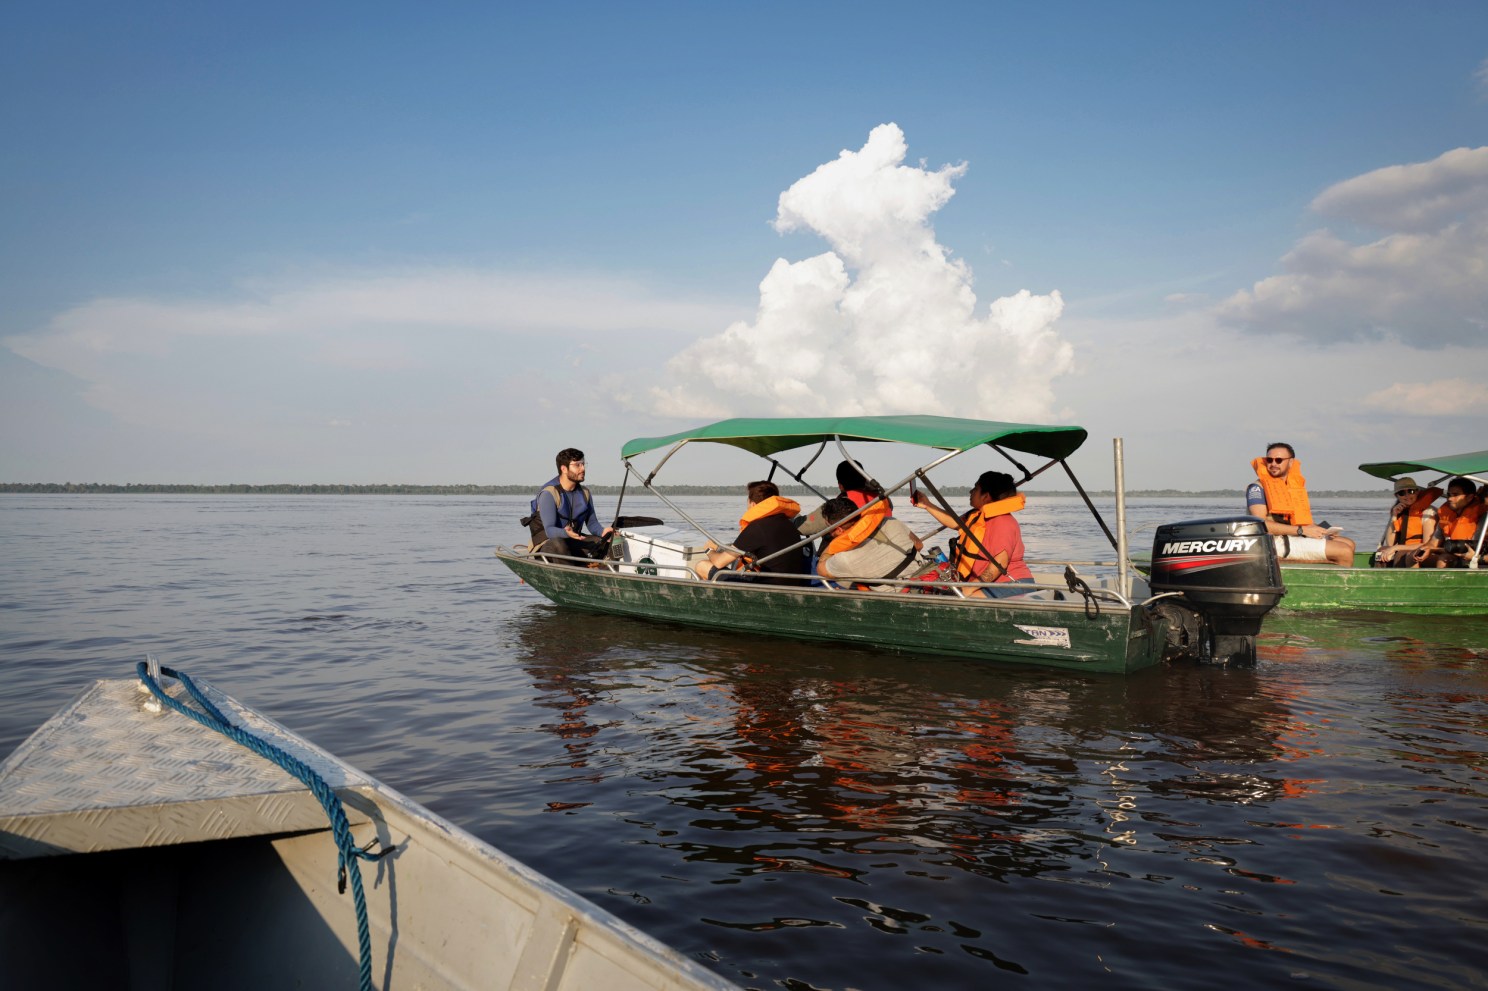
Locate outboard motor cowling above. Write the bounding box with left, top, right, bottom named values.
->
left=1147, top=516, right=1285, bottom=666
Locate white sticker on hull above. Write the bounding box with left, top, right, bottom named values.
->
left=1013, top=625, right=1071, bottom=648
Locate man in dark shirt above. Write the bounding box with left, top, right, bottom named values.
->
left=694, top=480, right=809, bottom=585
left=528, top=447, right=612, bottom=562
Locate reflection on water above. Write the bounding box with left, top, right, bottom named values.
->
left=500, top=605, right=1480, bottom=989
left=1264, top=610, right=1488, bottom=660
left=1, top=495, right=1485, bottom=991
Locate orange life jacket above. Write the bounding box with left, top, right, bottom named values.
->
left=724, top=495, right=802, bottom=572
left=1438, top=497, right=1485, bottom=542
left=844, top=488, right=892, bottom=512
left=1385, top=487, right=1441, bottom=546
left=737, top=494, right=801, bottom=530
left=1251, top=457, right=1313, bottom=526
left=824, top=498, right=891, bottom=556
left=953, top=493, right=1026, bottom=581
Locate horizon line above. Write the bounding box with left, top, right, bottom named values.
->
left=0, top=482, right=1390, bottom=498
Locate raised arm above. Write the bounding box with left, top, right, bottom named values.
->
left=911, top=492, right=962, bottom=532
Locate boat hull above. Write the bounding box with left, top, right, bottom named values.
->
left=0, top=677, right=741, bottom=991
left=495, top=549, right=1165, bottom=675
left=1279, top=553, right=1488, bottom=616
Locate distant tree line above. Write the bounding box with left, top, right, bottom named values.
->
left=0, top=482, right=529, bottom=495
left=0, top=482, right=1381, bottom=497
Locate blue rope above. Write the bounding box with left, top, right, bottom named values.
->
left=136, top=662, right=387, bottom=991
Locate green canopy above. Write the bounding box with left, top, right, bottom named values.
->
left=1358, top=450, right=1488, bottom=481
left=621, top=415, right=1088, bottom=461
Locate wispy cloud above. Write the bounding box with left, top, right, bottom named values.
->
left=640, top=124, right=1075, bottom=421
left=3, top=268, right=743, bottom=433
left=1215, top=147, right=1488, bottom=348
left=1363, top=378, right=1488, bottom=416
left=8, top=270, right=735, bottom=365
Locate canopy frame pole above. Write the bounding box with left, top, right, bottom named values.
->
left=622, top=461, right=730, bottom=551
left=1063, top=459, right=1120, bottom=552
left=763, top=444, right=832, bottom=503
left=1113, top=438, right=1131, bottom=599
left=612, top=470, right=630, bottom=523
left=733, top=447, right=969, bottom=570
left=989, top=444, right=1034, bottom=485
left=803, top=446, right=967, bottom=545
left=833, top=436, right=886, bottom=497
left=914, top=469, right=1009, bottom=584
left=643, top=440, right=693, bottom=487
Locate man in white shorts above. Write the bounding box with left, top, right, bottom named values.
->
left=1246, top=442, right=1356, bottom=566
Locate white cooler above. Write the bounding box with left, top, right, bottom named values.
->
left=616, top=527, right=707, bottom=579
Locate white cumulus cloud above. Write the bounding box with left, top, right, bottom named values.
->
left=1216, top=146, right=1488, bottom=347
left=643, top=123, right=1074, bottom=421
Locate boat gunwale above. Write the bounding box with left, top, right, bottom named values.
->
left=493, top=544, right=1141, bottom=613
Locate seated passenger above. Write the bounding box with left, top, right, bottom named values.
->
left=1372, top=476, right=1440, bottom=568
left=816, top=496, right=923, bottom=589
left=910, top=471, right=1034, bottom=598
left=694, top=481, right=810, bottom=585
left=799, top=460, right=894, bottom=536
left=1413, top=477, right=1486, bottom=569
left=1246, top=442, right=1356, bottom=566
left=527, top=447, right=613, bottom=565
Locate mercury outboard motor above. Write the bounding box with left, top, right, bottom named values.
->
left=1146, top=516, right=1285, bottom=666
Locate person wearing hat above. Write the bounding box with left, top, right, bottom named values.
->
left=1372, top=476, right=1441, bottom=568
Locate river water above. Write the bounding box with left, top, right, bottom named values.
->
left=1, top=494, right=1484, bottom=991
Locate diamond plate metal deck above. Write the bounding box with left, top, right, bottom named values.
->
left=0, top=677, right=371, bottom=858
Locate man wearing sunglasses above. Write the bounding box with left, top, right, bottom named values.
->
left=1246, top=442, right=1356, bottom=566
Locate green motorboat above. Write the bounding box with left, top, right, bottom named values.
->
left=495, top=416, right=1287, bottom=672
left=1277, top=449, right=1488, bottom=616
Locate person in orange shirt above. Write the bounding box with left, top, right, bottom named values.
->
left=911, top=470, right=1034, bottom=598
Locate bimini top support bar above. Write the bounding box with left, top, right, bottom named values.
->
left=1061, top=459, right=1119, bottom=553
left=766, top=442, right=832, bottom=504
left=832, top=436, right=889, bottom=501
left=642, top=439, right=692, bottom=487
left=747, top=444, right=970, bottom=570
left=1113, top=438, right=1130, bottom=600
left=623, top=460, right=730, bottom=552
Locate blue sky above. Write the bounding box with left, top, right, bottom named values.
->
left=3, top=2, right=1486, bottom=491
